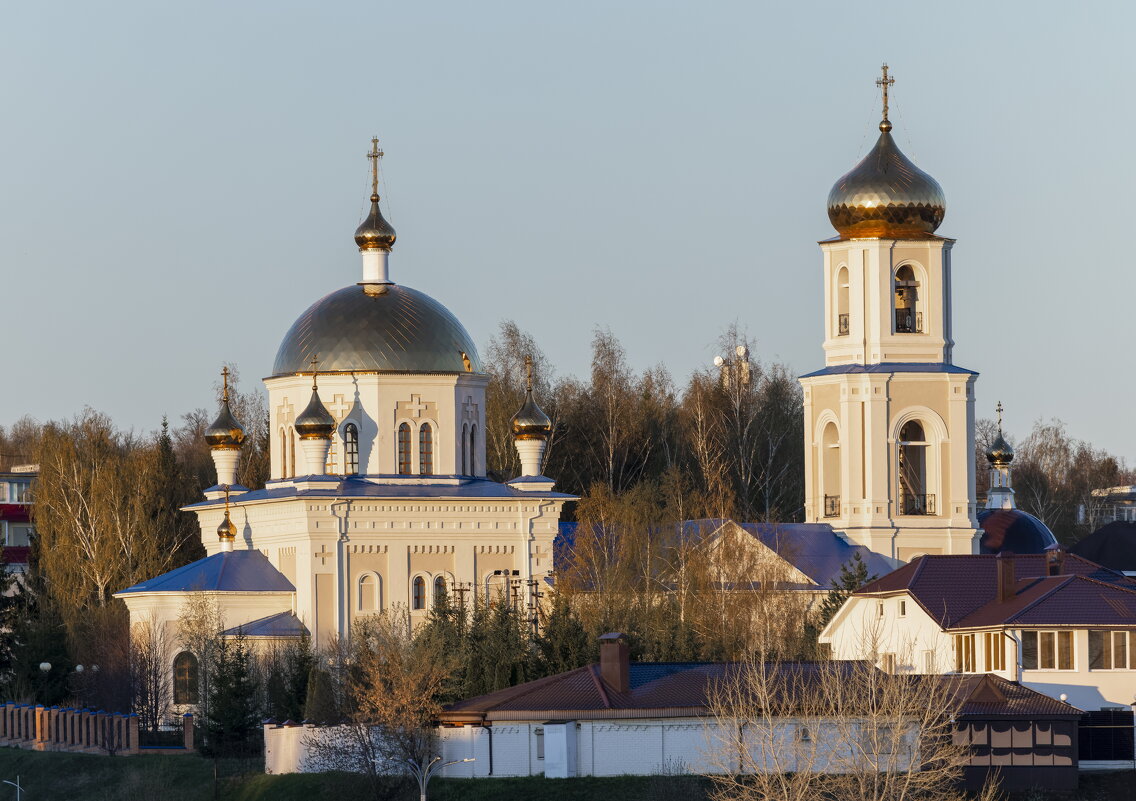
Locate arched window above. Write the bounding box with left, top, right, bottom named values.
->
left=469, top=424, right=478, bottom=476
left=836, top=265, right=850, bottom=336
left=397, top=423, right=411, bottom=475
left=898, top=420, right=931, bottom=515
left=412, top=576, right=426, bottom=610
left=279, top=429, right=287, bottom=478
left=894, top=265, right=922, bottom=334
left=821, top=421, right=840, bottom=517
left=419, top=424, right=434, bottom=475
left=358, top=573, right=379, bottom=612
left=173, top=652, right=199, bottom=705
left=344, top=423, right=359, bottom=475
left=461, top=425, right=470, bottom=475
left=289, top=428, right=297, bottom=478
left=433, top=575, right=447, bottom=604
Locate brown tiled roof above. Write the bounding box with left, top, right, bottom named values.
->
left=439, top=661, right=1076, bottom=723
left=954, top=574, right=1136, bottom=629
left=855, top=553, right=1135, bottom=628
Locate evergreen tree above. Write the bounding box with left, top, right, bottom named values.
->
left=203, top=633, right=261, bottom=757
left=302, top=666, right=338, bottom=724
left=265, top=637, right=314, bottom=722
left=534, top=592, right=591, bottom=676
left=815, top=551, right=875, bottom=631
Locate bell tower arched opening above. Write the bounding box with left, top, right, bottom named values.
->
left=894, top=264, right=922, bottom=334
left=835, top=265, right=850, bottom=337
left=898, top=420, right=933, bottom=515
left=821, top=421, right=841, bottom=517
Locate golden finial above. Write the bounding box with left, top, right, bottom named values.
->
left=524, top=355, right=534, bottom=392
left=221, top=366, right=230, bottom=403
left=876, top=63, right=895, bottom=132
left=309, top=354, right=320, bottom=391
left=367, top=137, right=383, bottom=201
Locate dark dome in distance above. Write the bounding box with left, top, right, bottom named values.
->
left=1071, top=521, right=1136, bottom=573
left=273, top=284, right=482, bottom=375
left=978, top=509, right=1058, bottom=555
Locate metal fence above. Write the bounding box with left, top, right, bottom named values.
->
left=139, top=715, right=189, bottom=749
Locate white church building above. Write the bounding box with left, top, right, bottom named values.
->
left=115, top=140, right=571, bottom=671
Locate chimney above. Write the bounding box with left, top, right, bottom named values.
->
left=996, top=552, right=1015, bottom=603
left=598, top=633, right=630, bottom=694
left=1046, top=544, right=1066, bottom=577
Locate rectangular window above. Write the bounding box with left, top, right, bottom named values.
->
left=1023, top=630, right=1074, bottom=670
left=0, top=483, right=7, bottom=503
left=877, top=601, right=885, bottom=618
left=983, top=632, right=1006, bottom=672
left=923, top=650, right=935, bottom=673
left=954, top=634, right=975, bottom=672
left=898, top=600, right=907, bottom=617
left=881, top=653, right=896, bottom=674
left=1089, top=630, right=1134, bottom=670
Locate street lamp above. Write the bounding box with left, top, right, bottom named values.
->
left=407, top=755, right=474, bottom=801
left=2, top=775, right=23, bottom=800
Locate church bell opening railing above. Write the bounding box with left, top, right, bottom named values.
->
left=837, top=314, right=850, bottom=336
left=895, top=310, right=923, bottom=334
left=900, top=493, right=935, bottom=516
left=824, top=495, right=841, bottom=518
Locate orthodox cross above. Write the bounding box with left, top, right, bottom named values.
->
left=404, top=394, right=428, bottom=418
left=996, top=400, right=1004, bottom=432
left=368, top=137, right=383, bottom=198
left=315, top=543, right=333, bottom=566
left=276, top=398, right=295, bottom=424
left=463, top=396, right=479, bottom=421
left=877, top=63, right=895, bottom=124
left=524, top=355, right=534, bottom=392
left=221, top=366, right=230, bottom=402
left=309, top=354, right=320, bottom=390
left=328, top=394, right=350, bottom=420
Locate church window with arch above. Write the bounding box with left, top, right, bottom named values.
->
left=893, top=264, right=923, bottom=334
left=173, top=651, right=199, bottom=705
left=461, top=425, right=469, bottom=476
left=412, top=576, right=426, bottom=610
left=358, top=573, right=380, bottom=612
left=419, top=424, right=433, bottom=476
left=289, top=427, right=297, bottom=478
left=898, top=420, right=933, bottom=515
left=835, top=265, right=850, bottom=336
left=468, top=424, right=478, bottom=475
left=433, top=575, right=447, bottom=604
left=397, top=423, right=411, bottom=475
left=344, top=423, right=359, bottom=475
left=821, top=421, right=841, bottom=517
left=279, top=428, right=288, bottom=478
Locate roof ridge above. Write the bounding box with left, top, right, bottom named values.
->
left=1075, top=573, right=1136, bottom=595
left=455, top=665, right=596, bottom=713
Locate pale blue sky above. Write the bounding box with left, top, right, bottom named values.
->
left=2, top=2, right=1133, bottom=460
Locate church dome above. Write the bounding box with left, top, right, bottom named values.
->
left=354, top=195, right=397, bottom=251
left=294, top=389, right=336, bottom=439
left=827, top=126, right=946, bottom=239
left=204, top=400, right=245, bottom=450
left=512, top=389, right=552, bottom=440
left=986, top=432, right=1014, bottom=466
left=978, top=509, right=1058, bottom=555
left=273, top=284, right=483, bottom=375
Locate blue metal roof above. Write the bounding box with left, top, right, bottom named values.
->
left=800, top=362, right=977, bottom=378
left=116, top=550, right=295, bottom=595
left=222, top=611, right=307, bottom=638
left=188, top=476, right=575, bottom=508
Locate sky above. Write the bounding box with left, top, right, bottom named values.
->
left=1, top=1, right=1134, bottom=461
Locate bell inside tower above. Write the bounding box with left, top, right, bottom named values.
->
left=894, top=265, right=922, bottom=334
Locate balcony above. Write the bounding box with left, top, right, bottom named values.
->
left=837, top=313, right=849, bottom=336
left=895, top=310, right=923, bottom=334
left=823, top=495, right=840, bottom=518
left=900, top=493, right=936, bottom=516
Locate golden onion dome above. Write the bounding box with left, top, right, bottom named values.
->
left=204, top=400, right=245, bottom=450
left=511, top=388, right=552, bottom=440
left=217, top=510, right=237, bottom=541
left=295, top=388, right=336, bottom=440
left=986, top=432, right=1015, bottom=467
left=354, top=194, right=397, bottom=251
left=827, top=123, right=946, bottom=239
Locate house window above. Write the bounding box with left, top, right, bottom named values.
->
left=434, top=575, right=447, bottom=604
left=983, top=632, right=1006, bottom=672
left=898, top=600, right=907, bottom=617
left=419, top=424, right=434, bottom=476
left=797, top=725, right=812, bottom=743
left=173, top=652, right=199, bottom=705
left=344, top=423, right=359, bottom=475
left=954, top=634, right=976, bottom=672
left=412, top=576, right=426, bottom=610
left=398, top=423, right=412, bottom=475
left=877, top=601, right=885, bottom=618
left=923, top=650, right=935, bottom=673
left=880, top=653, right=896, bottom=674
left=1089, top=630, right=1133, bottom=670
left=1022, top=630, right=1074, bottom=670
left=358, top=573, right=379, bottom=612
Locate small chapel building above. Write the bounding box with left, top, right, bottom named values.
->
left=115, top=140, right=572, bottom=662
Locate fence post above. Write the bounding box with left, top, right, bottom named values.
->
left=33, top=705, right=46, bottom=751
left=183, top=712, right=194, bottom=751
left=127, top=713, right=140, bottom=756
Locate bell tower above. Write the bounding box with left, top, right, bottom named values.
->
left=800, top=66, right=980, bottom=562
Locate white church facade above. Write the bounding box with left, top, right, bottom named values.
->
left=115, top=140, right=570, bottom=658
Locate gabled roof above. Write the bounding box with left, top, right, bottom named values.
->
left=855, top=553, right=1135, bottom=629
left=1072, top=521, right=1136, bottom=573
left=222, top=611, right=307, bottom=638
left=115, top=550, right=295, bottom=595
left=439, top=660, right=1076, bottom=723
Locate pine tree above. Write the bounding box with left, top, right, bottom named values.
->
left=203, top=633, right=261, bottom=757
left=302, top=666, right=338, bottom=724
left=534, top=593, right=590, bottom=676
left=815, top=551, right=875, bottom=630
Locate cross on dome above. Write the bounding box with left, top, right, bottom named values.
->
left=367, top=137, right=383, bottom=200
left=876, top=63, right=895, bottom=132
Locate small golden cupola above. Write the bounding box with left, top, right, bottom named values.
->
left=986, top=401, right=1015, bottom=468
left=295, top=358, right=336, bottom=441
left=217, top=488, right=237, bottom=552
left=205, top=367, right=245, bottom=488
left=827, top=64, right=946, bottom=239
left=354, top=137, right=397, bottom=252
left=511, top=357, right=553, bottom=441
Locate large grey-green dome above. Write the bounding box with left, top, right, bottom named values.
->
left=273, top=284, right=483, bottom=375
